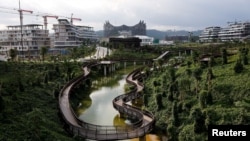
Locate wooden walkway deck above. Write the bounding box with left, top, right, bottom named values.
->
left=58, top=63, right=155, bottom=140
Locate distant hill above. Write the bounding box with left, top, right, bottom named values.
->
left=95, top=30, right=103, bottom=38
left=147, top=29, right=202, bottom=40
left=95, top=29, right=202, bottom=40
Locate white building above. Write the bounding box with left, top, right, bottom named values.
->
left=0, top=24, right=50, bottom=58
left=218, top=21, right=250, bottom=42
left=52, top=19, right=97, bottom=48
left=200, top=21, right=250, bottom=42
left=134, top=35, right=154, bottom=46
left=199, top=26, right=221, bottom=42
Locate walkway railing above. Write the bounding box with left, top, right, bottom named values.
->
left=58, top=62, right=155, bottom=140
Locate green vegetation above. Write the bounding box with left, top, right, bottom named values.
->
left=142, top=43, right=250, bottom=140
left=1, top=42, right=250, bottom=140
left=0, top=61, right=84, bottom=140
left=106, top=45, right=160, bottom=60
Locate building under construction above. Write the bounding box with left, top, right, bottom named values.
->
left=0, top=19, right=98, bottom=58
left=52, top=19, right=97, bottom=48
left=0, top=24, right=50, bottom=58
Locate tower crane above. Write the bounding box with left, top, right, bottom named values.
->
left=18, top=0, right=33, bottom=58
left=70, top=13, right=81, bottom=25
left=43, top=15, right=58, bottom=30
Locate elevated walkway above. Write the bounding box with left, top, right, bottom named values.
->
left=153, top=51, right=170, bottom=61
left=58, top=62, right=155, bottom=140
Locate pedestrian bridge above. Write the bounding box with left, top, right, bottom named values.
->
left=58, top=62, right=155, bottom=140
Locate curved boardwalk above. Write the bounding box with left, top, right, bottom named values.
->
left=58, top=63, right=155, bottom=140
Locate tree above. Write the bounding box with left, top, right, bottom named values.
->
left=221, top=48, right=228, bottom=65
left=153, top=80, right=159, bottom=93
left=143, top=94, right=148, bottom=106
left=156, top=58, right=164, bottom=70
left=239, top=47, right=249, bottom=65
left=0, top=82, right=4, bottom=113
left=9, top=48, right=17, bottom=61
left=243, top=54, right=248, bottom=65
left=169, top=67, right=176, bottom=83
left=199, top=90, right=207, bottom=109
left=155, top=94, right=163, bottom=111
left=178, top=78, right=191, bottom=100
left=26, top=108, right=43, bottom=140
left=190, top=108, right=206, bottom=133
left=206, top=67, right=214, bottom=91
left=234, top=60, right=244, bottom=73
left=169, top=81, right=179, bottom=100
left=69, top=47, right=78, bottom=62
left=192, top=50, right=199, bottom=64
left=167, top=123, right=178, bottom=141
left=172, top=101, right=179, bottom=126
left=40, top=46, right=48, bottom=62
left=185, top=68, right=192, bottom=77
left=44, top=73, right=49, bottom=84
left=192, top=68, right=203, bottom=95
left=209, top=56, right=216, bottom=67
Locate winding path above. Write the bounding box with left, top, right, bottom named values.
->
left=58, top=62, right=155, bottom=140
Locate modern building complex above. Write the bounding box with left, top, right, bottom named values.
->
left=52, top=19, right=97, bottom=48
left=218, top=21, right=250, bottom=42
left=200, top=21, right=250, bottom=42
left=0, top=19, right=98, bottom=59
left=0, top=24, right=50, bottom=58
left=199, top=27, right=221, bottom=42
left=103, top=21, right=146, bottom=37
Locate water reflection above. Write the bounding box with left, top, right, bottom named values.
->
left=78, top=75, right=127, bottom=125
left=76, top=67, right=162, bottom=141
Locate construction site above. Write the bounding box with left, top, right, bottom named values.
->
left=0, top=0, right=97, bottom=60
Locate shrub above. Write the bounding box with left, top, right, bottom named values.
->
left=234, top=60, right=244, bottom=73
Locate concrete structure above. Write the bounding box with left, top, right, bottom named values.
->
left=104, top=21, right=146, bottom=37
left=52, top=19, right=97, bottom=48
left=199, top=26, right=221, bottom=42
left=0, top=24, right=50, bottom=58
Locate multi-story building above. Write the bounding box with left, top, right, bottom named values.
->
left=199, top=26, right=221, bottom=42
left=218, top=21, right=250, bottom=42
left=0, top=24, right=50, bottom=58
left=200, top=21, right=250, bottom=42
left=52, top=19, right=97, bottom=48
left=134, top=35, right=154, bottom=46
left=103, top=20, right=146, bottom=37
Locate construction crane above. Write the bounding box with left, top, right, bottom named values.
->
left=70, top=13, right=81, bottom=25
left=18, top=0, right=33, bottom=59
left=43, top=15, right=58, bottom=30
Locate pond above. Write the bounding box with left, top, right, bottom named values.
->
left=76, top=67, right=162, bottom=141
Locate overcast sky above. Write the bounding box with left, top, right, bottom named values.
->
left=0, top=0, right=249, bottom=32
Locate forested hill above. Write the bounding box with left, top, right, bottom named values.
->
left=95, top=29, right=202, bottom=40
